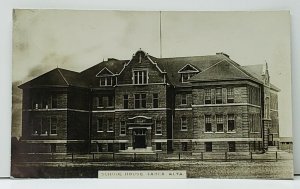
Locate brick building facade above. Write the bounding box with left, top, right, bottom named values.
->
left=19, top=50, right=280, bottom=155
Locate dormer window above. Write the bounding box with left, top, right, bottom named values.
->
left=178, top=64, right=200, bottom=83
left=100, top=76, right=113, bottom=86
left=133, top=70, right=148, bottom=84
left=96, top=67, right=115, bottom=86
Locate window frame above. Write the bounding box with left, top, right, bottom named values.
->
left=216, top=115, right=224, bottom=133
left=99, top=76, right=113, bottom=86
left=107, top=119, right=114, bottom=132
left=204, top=115, right=212, bottom=133
left=123, top=94, right=129, bottom=109
left=180, top=116, right=188, bottom=131
left=227, top=114, right=235, bottom=133
left=97, top=118, right=103, bottom=132
left=155, top=142, right=162, bottom=151
left=228, top=141, right=236, bottom=152
left=205, top=142, right=212, bottom=152
left=133, top=70, right=148, bottom=85
left=215, top=88, right=223, bottom=104
left=153, top=93, right=159, bottom=108
left=120, top=121, right=126, bottom=136
left=155, top=120, right=162, bottom=135
left=181, top=93, right=187, bottom=105
left=204, top=89, right=212, bottom=104
left=134, top=93, right=147, bottom=109
left=50, top=116, right=57, bottom=135
left=227, top=88, right=234, bottom=103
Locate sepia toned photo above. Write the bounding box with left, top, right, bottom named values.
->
left=11, top=10, right=293, bottom=179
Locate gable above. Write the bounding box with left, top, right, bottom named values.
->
left=178, top=64, right=200, bottom=73
left=96, top=67, right=114, bottom=77
left=190, top=60, right=254, bottom=82
left=117, top=50, right=166, bottom=84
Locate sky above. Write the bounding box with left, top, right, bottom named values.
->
left=12, top=10, right=292, bottom=137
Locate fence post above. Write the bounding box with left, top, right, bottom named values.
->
left=178, top=152, right=181, bottom=161
left=113, top=153, right=115, bottom=161
left=201, top=152, right=203, bottom=161
left=250, top=152, right=253, bottom=161
left=156, top=153, right=159, bottom=161
left=51, top=152, right=54, bottom=161
left=276, top=151, right=278, bottom=161
left=92, top=153, right=95, bottom=161
left=225, top=152, right=228, bottom=161
left=72, top=153, right=74, bottom=162
left=134, top=153, right=136, bottom=162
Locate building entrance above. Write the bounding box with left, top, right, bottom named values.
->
left=133, top=129, right=147, bottom=149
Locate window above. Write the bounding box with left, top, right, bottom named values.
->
left=134, top=94, right=146, bottom=109
left=50, top=117, right=57, bottom=135
left=216, top=88, right=222, bottom=104
left=153, top=93, right=159, bottom=108
left=120, top=143, right=126, bottom=150
left=42, top=96, right=49, bottom=109
left=181, top=94, right=187, bottom=105
left=228, top=142, right=236, bottom=152
left=204, top=89, right=211, bottom=104
left=227, top=114, right=235, bottom=132
left=97, top=143, right=103, bottom=152
left=216, top=115, right=224, bottom=132
left=181, top=73, right=196, bottom=83
left=98, top=97, right=103, bottom=107
left=97, top=118, right=103, bottom=132
left=156, top=143, right=162, bottom=151
left=227, top=88, right=234, bottom=103
left=123, top=95, right=129, bottom=109
left=32, top=118, right=41, bottom=135
left=205, top=142, right=212, bottom=152
left=155, top=120, right=162, bottom=135
left=182, top=142, right=188, bottom=151
left=181, top=116, right=188, bottom=131
left=107, top=119, right=114, bottom=132
left=250, top=114, right=260, bottom=133
left=133, top=70, right=148, bottom=84
left=51, top=94, right=58, bottom=108
left=41, top=117, right=49, bottom=135
left=205, top=115, right=212, bottom=132
left=50, top=144, right=56, bottom=153
left=108, top=96, right=113, bottom=107
left=100, top=77, right=113, bottom=86
left=120, top=121, right=126, bottom=135
left=107, top=143, right=114, bottom=152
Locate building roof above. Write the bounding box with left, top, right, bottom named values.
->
left=19, top=50, right=280, bottom=90
left=19, top=68, right=84, bottom=88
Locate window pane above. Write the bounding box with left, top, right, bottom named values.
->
left=205, top=142, right=212, bottom=152
left=97, top=119, right=103, bottom=131
left=135, top=94, right=140, bottom=108
left=181, top=94, right=187, bottom=105
left=50, top=117, right=57, bottom=134
left=134, top=72, right=138, bottom=84
left=141, top=94, right=146, bottom=108
left=228, top=142, right=236, bottom=152
left=108, top=96, right=113, bottom=107
left=156, top=143, right=162, bottom=150
left=153, top=93, right=158, bottom=108
left=205, top=89, right=211, bottom=104
left=143, top=71, right=147, bottom=84
left=107, top=77, right=112, bottom=85
left=216, top=88, right=222, bottom=104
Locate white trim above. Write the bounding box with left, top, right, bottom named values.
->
left=270, top=109, right=278, bottom=112
left=175, top=108, right=192, bottom=111
left=96, top=67, right=115, bottom=77
left=191, top=138, right=263, bottom=142
left=116, top=83, right=167, bottom=86
left=178, top=64, right=200, bottom=73
left=128, top=115, right=152, bottom=120
left=192, top=103, right=261, bottom=108
left=22, top=140, right=86, bottom=143
left=204, top=132, right=213, bottom=134
left=152, top=139, right=168, bottom=142
left=180, top=116, right=188, bottom=131
left=91, top=140, right=129, bottom=143
left=92, top=110, right=115, bottom=113
left=119, top=121, right=126, bottom=136
left=180, top=93, right=187, bottom=105
left=24, top=108, right=90, bottom=113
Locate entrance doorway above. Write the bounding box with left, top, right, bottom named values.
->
left=133, top=129, right=147, bottom=149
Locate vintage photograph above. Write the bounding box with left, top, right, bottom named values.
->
left=11, top=10, right=293, bottom=179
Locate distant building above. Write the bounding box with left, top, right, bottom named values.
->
left=18, top=50, right=280, bottom=155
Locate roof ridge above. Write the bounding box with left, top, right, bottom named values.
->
left=57, top=68, right=70, bottom=85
